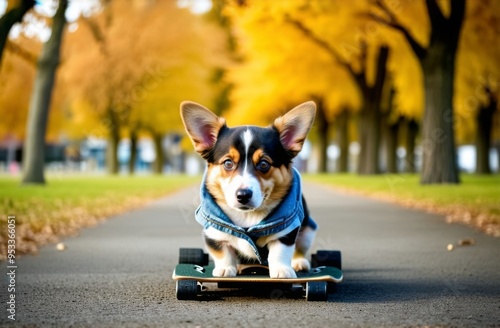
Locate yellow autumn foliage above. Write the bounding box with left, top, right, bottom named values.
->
left=61, top=0, right=229, bottom=139
left=223, top=0, right=499, bottom=145
left=0, top=34, right=64, bottom=142
left=1, top=0, right=497, bottom=150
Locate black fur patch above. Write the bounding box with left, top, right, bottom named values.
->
left=300, top=196, right=311, bottom=228
left=204, top=235, right=223, bottom=251
left=278, top=227, right=299, bottom=246
left=207, top=126, right=293, bottom=168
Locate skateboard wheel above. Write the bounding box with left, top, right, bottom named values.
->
left=306, top=281, right=328, bottom=301
left=311, top=250, right=341, bottom=270
left=176, top=280, right=199, bottom=300
left=179, top=248, right=209, bottom=266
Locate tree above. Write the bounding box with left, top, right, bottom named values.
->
left=22, top=0, right=68, bottom=184
left=0, top=13, right=65, bottom=150
left=223, top=1, right=361, bottom=172
left=475, top=87, right=497, bottom=174
left=0, top=0, right=34, bottom=65
left=128, top=128, right=138, bottom=174
left=284, top=16, right=389, bottom=174
left=335, top=108, right=350, bottom=173
left=0, top=43, right=35, bottom=140
left=227, top=0, right=495, bottom=178
left=62, top=0, right=228, bottom=174
left=381, top=83, right=399, bottom=173
left=372, top=0, right=465, bottom=184
left=313, top=97, right=329, bottom=172
left=224, top=1, right=445, bottom=174
left=452, top=0, right=500, bottom=174
left=357, top=45, right=389, bottom=175
left=403, top=118, right=419, bottom=173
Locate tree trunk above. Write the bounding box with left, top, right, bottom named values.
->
left=385, top=119, right=399, bottom=173
left=418, top=0, right=464, bottom=184
left=405, top=119, right=418, bottom=173
left=420, top=45, right=459, bottom=184
left=315, top=98, right=329, bottom=173
left=373, top=0, right=465, bottom=183
left=336, top=109, right=349, bottom=173
left=358, top=102, right=382, bottom=175
left=357, top=46, right=389, bottom=175
left=475, top=94, right=497, bottom=174
left=104, top=107, right=120, bottom=174
left=21, top=0, right=68, bottom=184
left=382, top=83, right=398, bottom=174
left=358, top=111, right=368, bottom=174
left=496, top=142, right=500, bottom=174
left=179, top=151, right=186, bottom=173
left=283, top=19, right=388, bottom=175
left=128, top=130, right=138, bottom=175
left=107, top=131, right=119, bottom=175
left=0, top=0, right=34, bottom=65
left=152, top=133, right=163, bottom=174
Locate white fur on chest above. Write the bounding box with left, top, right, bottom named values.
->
left=219, top=203, right=266, bottom=228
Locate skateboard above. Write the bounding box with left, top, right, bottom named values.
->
left=172, top=248, right=343, bottom=301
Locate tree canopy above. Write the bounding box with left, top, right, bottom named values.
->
left=0, top=0, right=498, bottom=178
left=61, top=0, right=229, bottom=139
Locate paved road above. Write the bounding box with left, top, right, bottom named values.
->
left=2, top=182, right=500, bottom=327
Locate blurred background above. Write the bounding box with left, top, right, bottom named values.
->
left=0, top=0, right=499, bottom=181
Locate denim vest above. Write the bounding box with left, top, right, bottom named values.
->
left=195, top=168, right=316, bottom=263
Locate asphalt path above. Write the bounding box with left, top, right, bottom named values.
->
left=2, top=181, right=500, bottom=327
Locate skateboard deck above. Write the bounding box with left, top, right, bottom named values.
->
left=172, top=263, right=343, bottom=283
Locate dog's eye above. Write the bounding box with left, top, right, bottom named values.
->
left=223, top=159, right=235, bottom=170
left=257, top=160, right=270, bottom=172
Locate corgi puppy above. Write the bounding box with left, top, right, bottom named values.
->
left=180, top=101, right=317, bottom=279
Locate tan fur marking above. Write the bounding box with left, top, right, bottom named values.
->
left=293, top=250, right=305, bottom=259
left=252, top=149, right=265, bottom=165
left=267, top=166, right=293, bottom=203
left=206, top=165, right=226, bottom=203
left=228, top=146, right=240, bottom=164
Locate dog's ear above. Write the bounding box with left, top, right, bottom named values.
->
left=273, top=101, right=316, bottom=157
left=180, top=101, right=226, bottom=156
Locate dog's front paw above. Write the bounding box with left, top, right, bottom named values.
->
left=292, top=257, right=311, bottom=272
left=212, top=265, right=237, bottom=277
left=269, top=265, right=297, bottom=279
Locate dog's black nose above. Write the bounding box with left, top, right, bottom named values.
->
left=236, top=188, right=253, bottom=204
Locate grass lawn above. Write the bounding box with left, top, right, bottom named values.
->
left=305, top=174, right=500, bottom=236
left=0, top=174, right=200, bottom=259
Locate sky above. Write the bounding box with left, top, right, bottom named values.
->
left=178, top=0, right=212, bottom=14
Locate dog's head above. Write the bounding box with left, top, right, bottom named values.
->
left=180, top=101, right=316, bottom=216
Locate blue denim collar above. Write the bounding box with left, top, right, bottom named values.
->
left=195, top=168, right=305, bottom=263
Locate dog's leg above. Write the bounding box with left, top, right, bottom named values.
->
left=204, top=234, right=237, bottom=277
left=267, top=227, right=299, bottom=278
left=292, top=225, right=316, bottom=271
left=292, top=197, right=317, bottom=271
left=267, top=240, right=297, bottom=278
